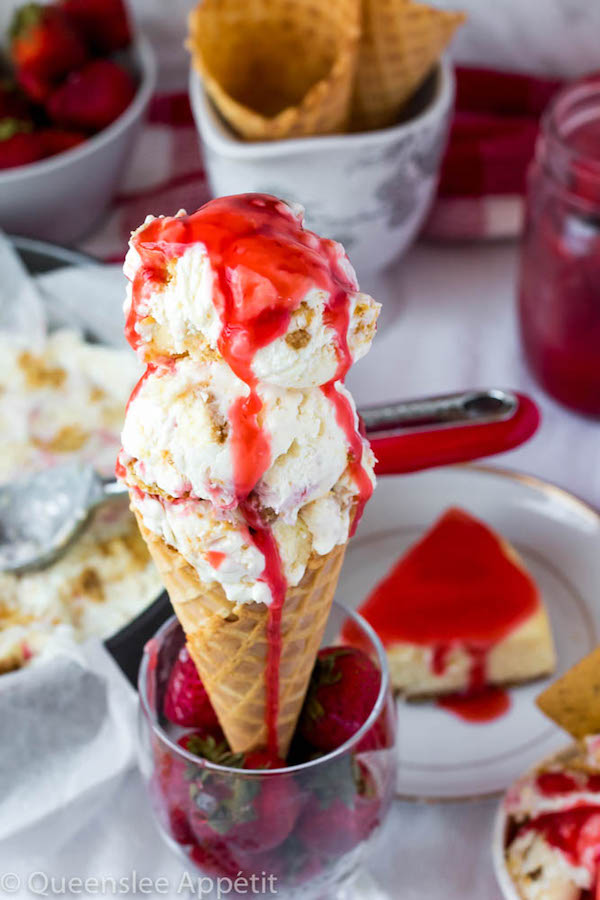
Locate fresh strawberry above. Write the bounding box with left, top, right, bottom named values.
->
left=61, top=0, right=131, bottom=53
left=299, top=647, right=381, bottom=752
left=190, top=841, right=239, bottom=878
left=226, top=769, right=303, bottom=854
left=185, top=745, right=303, bottom=853
left=167, top=806, right=195, bottom=846
left=39, top=128, right=86, bottom=158
left=177, top=728, right=245, bottom=845
left=243, top=750, right=286, bottom=770
left=0, top=118, right=43, bottom=169
left=296, top=792, right=379, bottom=857
left=164, top=646, right=220, bottom=729
left=0, top=82, right=31, bottom=121
left=9, top=4, right=87, bottom=99
left=46, top=60, right=135, bottom=132
left=13, top=68, right=51, bottom=104
left=154, top=726, right=227, bottom=845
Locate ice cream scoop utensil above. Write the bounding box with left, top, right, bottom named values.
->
left=0, top=463, right=127, bottom=574
left=0, top=389, right=537, bottom=574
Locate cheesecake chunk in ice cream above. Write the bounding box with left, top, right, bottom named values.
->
left=118, top=194, right=380, bottom=756
left=123, top=200, right=378, bottom=388
left=119, top=194, right=378, bottom=607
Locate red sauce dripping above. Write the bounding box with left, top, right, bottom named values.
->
left=125, top=194, right=370, bottom=507
left=241, top=501, right=287, bottom=757
left=205, top=551, right=226, bottom=570
left=115, top=456, right=127, bottom=480
left=359, top=508, right=540, bottom=723
left=124, top=194, right=376, bottom=754
left=438, top=687, right=510, bottom=722
left=125, top=363, right=157, bottom=414
left=522, top=805, right=600, bottom=869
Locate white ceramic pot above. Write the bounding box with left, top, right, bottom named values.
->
left=0, top=36, right=156, bottom=245
left=189, top=59, right=454, bottom=273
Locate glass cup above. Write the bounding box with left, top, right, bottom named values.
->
left=138, top=600, right=397, bottom=899
left=518, top=74, right=600, bottom=416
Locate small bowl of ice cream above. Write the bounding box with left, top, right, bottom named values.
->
left=494, top=737, right=600, bottom=900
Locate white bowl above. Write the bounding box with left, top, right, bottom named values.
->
left=189, top=59, right=454, bottom=273
left=0, top=35, right=156, bottom=245
left=493, top=799, right=521, bottom=900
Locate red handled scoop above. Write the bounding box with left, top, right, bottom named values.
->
left=359, top=389, right=539, bottom=476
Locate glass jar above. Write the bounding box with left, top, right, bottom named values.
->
left=518, top=74, right=600, bottom=416
left=138, top=602, right=397, bottom=899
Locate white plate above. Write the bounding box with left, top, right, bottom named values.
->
left=338, top=465, right=600, bottom=800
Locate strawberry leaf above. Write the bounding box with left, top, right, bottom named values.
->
left=10, top=3, right=44, bottom=42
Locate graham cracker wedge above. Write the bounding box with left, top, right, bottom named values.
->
left=536, top=646, right=600, bottom=739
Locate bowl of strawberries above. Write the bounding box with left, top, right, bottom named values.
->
left=138, top=601, right=397, bottom=898
left=0, top=0, right=156, bottom=244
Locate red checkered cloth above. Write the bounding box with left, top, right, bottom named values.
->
left=424, top=67, right=563, bottom=240
left=80, top=68, right=564, bottom=260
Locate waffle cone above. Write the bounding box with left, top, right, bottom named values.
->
left=352, top=0, right=465, bottom=131
left=134, top=512, right=348, bottom=757
left=187, top=0, right=360, bottom=140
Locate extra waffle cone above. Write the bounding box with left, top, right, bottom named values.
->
left=134, top=512, right=348, bottom=757
left=352, top=0, right=465, bottom=131
left=188, top=0, right=360, bottom=140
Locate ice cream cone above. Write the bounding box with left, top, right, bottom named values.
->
left=352, top=0, right=465, bottom=131
left=134, top=512, right=348, bottom=757
left=187, top=0, right=361, bottom=140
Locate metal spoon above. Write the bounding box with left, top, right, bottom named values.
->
left=0, top=388, right=519, bottom=575
left=0, top=463, right=127, bottom=574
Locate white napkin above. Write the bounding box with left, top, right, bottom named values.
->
left=0, top=244, right=138, bottom=857
left=37, top=265, right=127, bottom=349
left=0, top=640, right=137, bottom=854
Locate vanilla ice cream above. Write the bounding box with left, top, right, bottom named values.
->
left=503, top=741, right=600, bottom=900
left=0, top=327, right=162, bottom=672
left=119, top=193, right=380, bottom=607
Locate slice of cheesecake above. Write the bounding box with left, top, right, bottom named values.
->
left=358, top=507, right=556, bottom=697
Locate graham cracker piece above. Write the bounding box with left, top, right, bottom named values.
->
left=536, top=646, right=600, bottom=738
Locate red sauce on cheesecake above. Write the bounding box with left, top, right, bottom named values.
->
left=359, top=508, right=540, bottom=721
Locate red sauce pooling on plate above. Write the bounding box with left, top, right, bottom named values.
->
left=438, top=687, right=511, bottom=722
left=359, top=508, right=540, bottom=721
left=125, top=194, right=374, bottom=754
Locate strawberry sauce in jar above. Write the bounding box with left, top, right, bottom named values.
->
left=518, top=74, right=600, bottom=416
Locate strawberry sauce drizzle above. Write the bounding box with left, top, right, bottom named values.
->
left=360, top=508, right=540, bottom=724
left=205, top=551, right=226, bottom=570
left=520, top=805, right=600, bottom=872
left=124, top=194, right=373, bottom=753
left=241, top=501, right=287, bottom=756
left=125, top=363, right=157, bottom=414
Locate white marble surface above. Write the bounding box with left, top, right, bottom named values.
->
left=4, top=237, right=599, bottom=899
